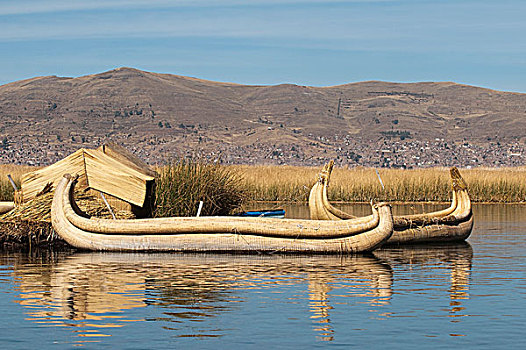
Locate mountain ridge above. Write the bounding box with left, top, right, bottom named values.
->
left=0, top=67, right=525, bottom=167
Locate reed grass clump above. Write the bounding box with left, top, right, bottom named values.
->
left=154, top=159, right=247, bottom=217
left=0, top=164, right=35, bottom=201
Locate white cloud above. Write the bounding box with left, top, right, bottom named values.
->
left=0, top=0, right=523, bottom=56
left=0, top=0, right=394, bottom=16
left=0, top=4, right=399, bottom=41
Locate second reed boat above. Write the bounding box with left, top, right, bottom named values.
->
left=308, top=161, right=473, bottom=244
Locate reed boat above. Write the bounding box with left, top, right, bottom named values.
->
left=0, top=201, right=14, bottom=215
left=308, top=162, right=473, bottom=244
left=51, top=174, right=394, bottom=253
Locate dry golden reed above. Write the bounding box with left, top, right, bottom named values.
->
left=235, top=165, right=526, bottom=203
left=1, top=163, right=525, bottom=204
left=154, top=160, right=247, bottom=217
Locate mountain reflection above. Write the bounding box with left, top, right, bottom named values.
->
left=374, top=241, right=473, bottom=322
left=7, top=252, right=393, bottom=343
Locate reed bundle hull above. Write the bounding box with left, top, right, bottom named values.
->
left=389, top=215, right=473, bottom=244
left=308, top=162, right=473, bottom=244
left=51, top=175, right=394, bottom=253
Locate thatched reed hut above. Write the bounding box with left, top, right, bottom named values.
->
left=19, top=143, right=156, bottom=217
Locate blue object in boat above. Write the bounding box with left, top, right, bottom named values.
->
left=235, top=209, right=285, bottom=218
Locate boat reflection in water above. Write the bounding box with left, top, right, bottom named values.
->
left=8, top=242, right=472, bottom=344
left=305, top=256, right=393, bottom=341
left=375, top=241, right=473, bottom=321
left=8, top=253, right=393, bottom=343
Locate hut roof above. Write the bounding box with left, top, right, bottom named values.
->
left=21, top=143, right=155, bottom=207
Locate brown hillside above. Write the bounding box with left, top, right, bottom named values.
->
left=0, top=67, right=525, bottom=167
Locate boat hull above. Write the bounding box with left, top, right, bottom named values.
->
left=388, top=214, right=474, bottom=244
left=51, top=175, right=394, bottom=253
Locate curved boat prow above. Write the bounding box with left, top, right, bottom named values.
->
left=451, top=166, right=468, bottom=191
left=309, top=160, right=359, bottom=221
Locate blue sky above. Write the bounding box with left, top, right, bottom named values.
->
left=1, top=0, right=525, bottom=92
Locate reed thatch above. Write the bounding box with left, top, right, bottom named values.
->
left=20, top=143, right=155, bottom=209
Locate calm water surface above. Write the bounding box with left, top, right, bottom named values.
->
left=0, top=204, right=525, bottom=349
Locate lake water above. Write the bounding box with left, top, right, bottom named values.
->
left=1, top=204, right=525, bottom=349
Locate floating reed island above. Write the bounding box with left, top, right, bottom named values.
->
left=0, top=190, right=132, bottom=249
